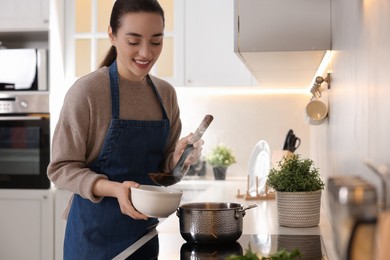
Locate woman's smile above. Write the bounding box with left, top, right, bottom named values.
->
left=134, top=59, right=152, bottom=69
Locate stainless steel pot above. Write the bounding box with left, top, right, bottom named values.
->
left=176, top=202, right=257, bottom=244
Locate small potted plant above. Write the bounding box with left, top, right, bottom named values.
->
left=267, top=154, right=325, bottom=227
left=206, top=144, right=236, bottom=180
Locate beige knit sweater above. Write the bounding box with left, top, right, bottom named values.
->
left=47, top=67, right=181, bottom=205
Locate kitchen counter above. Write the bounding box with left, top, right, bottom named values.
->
left=114, top=179, right=339, bottom=259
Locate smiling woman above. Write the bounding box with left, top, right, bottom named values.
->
left=48, top=0, right=206, bottom=259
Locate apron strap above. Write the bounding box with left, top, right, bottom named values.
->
left=146, top=75, right=169, bottom=120
left=109, top=60, right=169, bottom=121
left=109, top=60, right=120, bottom=120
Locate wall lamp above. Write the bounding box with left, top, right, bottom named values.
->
left=306, top=74, right=330, bottom=124
left=310, top=74, right=330, bottom=98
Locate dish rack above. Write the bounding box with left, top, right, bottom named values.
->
left=236, top=175, right=275, bottom=200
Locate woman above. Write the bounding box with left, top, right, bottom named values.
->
left=47, top=0, right=204, bottom=259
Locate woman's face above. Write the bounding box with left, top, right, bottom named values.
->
left=109, top=12, right=164, bottom=81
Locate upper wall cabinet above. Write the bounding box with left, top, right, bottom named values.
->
left=0, top=0, right=49, bottom=32
left=182, top=0, right=254, bottom=87
left=234, top=0, right=331, bottom=89
left=152, top=0, right=254, bottom=87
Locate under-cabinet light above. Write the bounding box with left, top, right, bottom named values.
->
left=307, top=50, right=332, bottom=92
left=176, top=87, right=308, bottom=96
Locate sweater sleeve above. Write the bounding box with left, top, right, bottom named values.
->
left=47, top=81, right=107, bottom=203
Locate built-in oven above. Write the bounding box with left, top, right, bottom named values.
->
left=0, top=92, right=50, bottom=189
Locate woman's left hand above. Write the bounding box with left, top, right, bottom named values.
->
left=172, top=133, right=204, bottom=167
left=93, top=179, right=148, bottom=220
left=116, top=181, right=149, bottom=220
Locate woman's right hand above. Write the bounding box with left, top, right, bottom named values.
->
left=93, top=179, right=148, bottom=220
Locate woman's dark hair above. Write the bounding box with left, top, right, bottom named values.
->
left=99, top=0, right=165, bottom=68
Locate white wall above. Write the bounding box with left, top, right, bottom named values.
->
left=176, top=87, right=311, bottom=177
left=49, top=0, right=66, bottom=143
left=312, top=0, right=390, bottom=201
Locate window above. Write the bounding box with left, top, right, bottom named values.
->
left=65, top=0, right=113, bottom=80
left=65, top=0, right=181, bottom=85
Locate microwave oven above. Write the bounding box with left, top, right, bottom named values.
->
left=0, top=48, right=48, bottom=91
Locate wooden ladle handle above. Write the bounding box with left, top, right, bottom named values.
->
left=189, top=115, right=214, bottom=144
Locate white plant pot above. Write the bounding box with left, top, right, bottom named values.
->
left=276, top=190, right=322, bottom=228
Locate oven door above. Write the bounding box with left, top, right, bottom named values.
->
left=0, top=114, right=50, bottom=189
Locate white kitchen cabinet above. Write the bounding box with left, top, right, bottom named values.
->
left=234, top=0, right=331, bottom=89
left=182, top=0, right=254, bottom=86
left=0, top=189, right=54, bottom=260
left=0, top=0, right=49, bottom=32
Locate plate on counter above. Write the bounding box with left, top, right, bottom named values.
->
left=247, top=140, right=271, bottom=196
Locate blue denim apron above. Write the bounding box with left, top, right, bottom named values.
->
left=64, top=60, right=170, bottom=260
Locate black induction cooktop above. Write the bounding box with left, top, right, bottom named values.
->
left=115, top=230, right=328, bottom=260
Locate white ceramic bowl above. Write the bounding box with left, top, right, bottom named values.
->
left=131, top=185, right=183, bottom=218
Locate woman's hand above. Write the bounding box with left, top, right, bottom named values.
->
left=116, top=181, right=149, bottom=220
left=93, top=179, right=148, bottom=220
left=172, top=133, right=204, bottom=167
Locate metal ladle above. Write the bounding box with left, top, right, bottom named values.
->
left=149, top=115, right=214, bottom=186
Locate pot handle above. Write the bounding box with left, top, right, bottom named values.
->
left=235, top=204, right=257, bottom=219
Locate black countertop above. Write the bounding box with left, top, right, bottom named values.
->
left=114, top=229, right=328, bottom=260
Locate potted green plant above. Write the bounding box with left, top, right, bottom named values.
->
left=206, top=144, right=236, bottom=180
left=267, top=154, right=325, bottom=227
